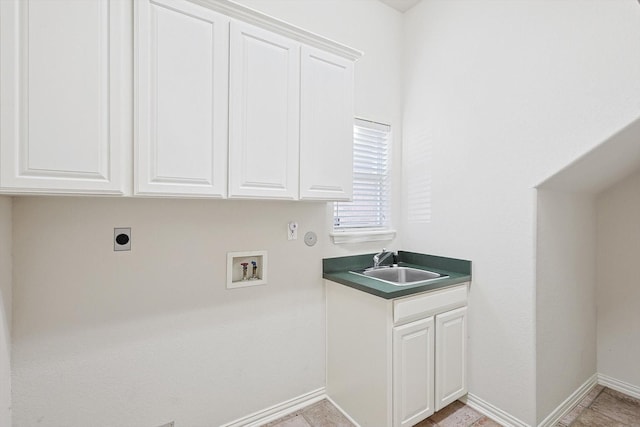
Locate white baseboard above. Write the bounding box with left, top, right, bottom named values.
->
left=537, top=374, right=598, bottom=427
left=462, top=393, right=529, bottom=427
left=220, top=388, right=326, bottom=427
left=598, top=374, right=640, bottom=400
left=221, top=374, right=640, bottom=427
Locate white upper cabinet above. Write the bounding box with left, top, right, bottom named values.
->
left=0, top=0, right=131, bottom=194
left=228, top=21, right=300, bottom=200
left=0, top=0, right=360, bottom=199
left=135, top=0, right=229, bottom=197
left=300, top=46, right=354, bottom=201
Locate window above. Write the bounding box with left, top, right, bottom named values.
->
left=332, top=119, right=394, bottom=243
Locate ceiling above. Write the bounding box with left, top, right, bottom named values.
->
left=379, top=0, right=421, bottom=13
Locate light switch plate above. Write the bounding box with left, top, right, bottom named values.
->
left=288, top=221, right=298, bottom=240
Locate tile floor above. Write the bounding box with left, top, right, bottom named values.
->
left=263, top=399, right=353, bottom=427
left=413, top=401, right=501, bottom=427
left=556, top=385, right=640, bottom=426
left=263, top=399, right=498, bottom=427
left=264, top=386, right=640, bottom=427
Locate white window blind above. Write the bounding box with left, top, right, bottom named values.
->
left=334, top=119, right=391, bottom=231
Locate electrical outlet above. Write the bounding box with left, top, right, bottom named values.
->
left=114, top=227, right=131, bottom=251
left=288, top=221, right=298, bottom=240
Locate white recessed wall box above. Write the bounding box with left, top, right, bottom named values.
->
left=227, top=251, right=267, bottom=289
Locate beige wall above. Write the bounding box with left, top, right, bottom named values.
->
left=401, top=0, right=640, bottom=424
left=534, top=117, right=640, bottom=422
left=536, top=190, right=597, bottom=422
left=10, top=2, right=403, bottom=426
left=596, top=170, right=640, bottom=390
left=0, top=197, right=11, bottom=427
left=13, top=198, right=328, bottom=426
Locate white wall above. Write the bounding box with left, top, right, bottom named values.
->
left=534, top=116, right=640, bottom=423
left=0, top=196, right=11, bottom=427
left=401, top=0, right=640, bottom=424
left=596, top=169, right=640, bottom=389
left=535, top=190, right=597, bottom=422
left=10, top=2, right=403, bottom=426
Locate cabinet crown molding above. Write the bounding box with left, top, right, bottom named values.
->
left=187, top=0, right=363, bottom=61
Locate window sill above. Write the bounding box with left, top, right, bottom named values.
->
left=330, top=229, right=397, bottom=244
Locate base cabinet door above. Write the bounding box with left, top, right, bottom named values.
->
left=0, top=0, right=130, bottom=194
left=135, top=0, right=229, bottom=197
left=393, top=317, right=435, bottom=427
left=435, top=306, right=468, bottom=411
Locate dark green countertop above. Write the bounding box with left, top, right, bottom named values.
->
left=323, top=251, right=472, bottom=299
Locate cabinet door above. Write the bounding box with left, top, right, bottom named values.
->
left=299, top=46, right=354, bottom=201
left=435, top=306, right=468, bottom=411
left=135, top=0, right=228, bottom=197
left=393, top=317, right=435, bottom=427
left=228, top=21, right=300, bottom=199
left=0, top=0, right=130, bottom=194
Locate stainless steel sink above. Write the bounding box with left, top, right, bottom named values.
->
left=351, top=266, right=448, bottom=286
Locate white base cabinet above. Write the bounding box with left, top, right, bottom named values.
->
left=326, top=281, right=469, bottom=427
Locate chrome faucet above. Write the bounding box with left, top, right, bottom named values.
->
left=373, top=248, right=396, bottom=268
